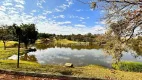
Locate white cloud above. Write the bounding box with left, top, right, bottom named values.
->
left=82, top=22, right=86, bottom=24
left=100, top=20, right=106, bottom=25
left=76, top=9, right=83, bottom=12
left=87, top=17, right=90, bottom=19
left=69, top=15, right=89, bottom=20
left=37, top=0, right=45, bottom=8
left=80, top=17, right=85, bottom=20
left=75, top=24, right=86, bottom=27
left=43, top=10, right=52, bottom=15
left=54, top=0, right=73, bottom=12
left=14, top=0, right=25, bottom=4
left=100, top=10, right=105, bottom=14
left=57, top=21, right=71, bottom=25
left=9, top=10, right=19, bottom=14
left=95, top=20, right=106, bottom=25
left=32, top=10, right=36, bottom=13
left=15, top=5, right=24, bottom=9
left=53, top=15, right=65, bottom=18
left=55, top=8, right=62, bottom=12
left=3, top=3, right=13, bottom=6
left=0, top=6, right=6, bottom=11
left=69, top=15, right=79, bottom=18
left=38, top=15, right=46, bottom=20
left=7, top=7, right=16, bottom=11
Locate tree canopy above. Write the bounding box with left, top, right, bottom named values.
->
left=77, top=0, right=142, bottom=41
left=76, top=0, right=142, bottom=63
left=0, top=25, right=13, bottom=50
left=11, top=24, right=38, bottom=49
left=20, top=24, right=38, bottom=49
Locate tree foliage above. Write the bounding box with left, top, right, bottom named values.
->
left=11, top=24, right=38, bottom=49
left=20, top=24, right=38, bottom=49
left=77, top=0, right=142, bottom=63
left=78, top=0, right=142, bottom=40
left=0, top=25, right=13, bottom=50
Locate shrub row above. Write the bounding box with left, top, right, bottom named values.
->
left=112, top=61, right=142, bottom=72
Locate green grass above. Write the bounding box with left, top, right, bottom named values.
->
left=0, top=60, right=142, bottom=80
left=0, top=41, right=24, bottom=59
left=0, top=41, right=17, bottom=48
left=0, top=48, right=18, bottom=59
left=112, top=61, right=142, bottom=72
left=55, top=39, right=78, bottom=44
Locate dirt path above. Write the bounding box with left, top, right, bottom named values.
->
left=0, top=70, right=102, bottom=80
left=0, top=73, right=67, bottom=80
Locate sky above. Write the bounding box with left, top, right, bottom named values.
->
left=0, top=0, right=106, bottom=35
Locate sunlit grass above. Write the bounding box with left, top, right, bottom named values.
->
left=35, top=39, right=42, bottom=44
left=55, top=39, right=78, bottom=44
left=0, top=41, right=17, bottom=48
left=112, top=61, right=142, bottom=72
left=0, top=60, right=142, bottom=80
left=0, top=41, right=24, bottom=59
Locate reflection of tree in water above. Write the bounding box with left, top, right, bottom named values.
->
left=21, top=53, right=37, bottom=62
left=35, top=43, right=102, bottom=50
left=104, top=38, right=142, bottom=64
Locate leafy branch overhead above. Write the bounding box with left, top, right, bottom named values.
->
left=77, top=0, right=142, bottom=41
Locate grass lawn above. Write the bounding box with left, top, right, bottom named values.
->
left=0, top=41, right=17, bottom=48
left=0, top=60, right=142, bottom=80
left=0, top=41, right=24, bottom=59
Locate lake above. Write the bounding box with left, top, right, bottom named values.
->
left=18, top=43, right=142, bottom=68
left=9, top=43, right=142, bottom=68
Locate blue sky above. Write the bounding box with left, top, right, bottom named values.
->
left=0, top=0, right=106, bottom=35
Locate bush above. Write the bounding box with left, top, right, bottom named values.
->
left=112, top=61, right=142, bottom=72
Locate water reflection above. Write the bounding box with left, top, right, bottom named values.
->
left=35, top=43, right=101, bottom=50
left=27, top=47, right=112, bottom=67
left=21, top=53, right=37, bottom=62
left=8, top=43, right=142, bottom=68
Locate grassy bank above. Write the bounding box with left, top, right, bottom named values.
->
left=0, top=41, right=24, bottom=59
left=0, top=41, right=17, bottom=48
left=112, top=61, right=142, bottom=72
left=54, top=39, right=78, bottom=44
left=0, top=60, right=142, bottom=80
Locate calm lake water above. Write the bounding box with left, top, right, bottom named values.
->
left=9, top=43, right=142, bottom=68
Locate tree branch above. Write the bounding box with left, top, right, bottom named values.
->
left=123, top=21, right=142, bottom=43
left=100, top=0, right=142, bottom=5
left=77, top=0, right=142, bottom=5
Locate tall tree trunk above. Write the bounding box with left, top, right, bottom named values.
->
left=3, top=40, right=6, bottom=50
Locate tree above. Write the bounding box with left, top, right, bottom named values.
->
left=77, top=0, right=142, bottom=41
left=77, top=0, right=142, bottom=63
left=11, top=23, right=38, bottom=68
left=12, top=24, right=38, bottom=49
left=20, top=24, right=38, bottom=49
left=10, top=24, right=22, bottom=68
left=0, top=25, right=13, bottom=50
